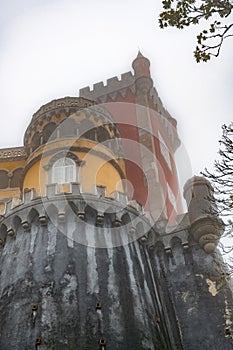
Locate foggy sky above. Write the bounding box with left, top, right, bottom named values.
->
left=0, top=0, right=232, bottom=189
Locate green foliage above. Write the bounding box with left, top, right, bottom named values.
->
left=159, top=0, right=233, bottom=62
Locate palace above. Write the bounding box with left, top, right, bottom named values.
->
left=0, top=53, right=232, bottom=349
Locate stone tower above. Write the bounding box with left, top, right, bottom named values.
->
left=0, top=53, right=232, bottom=350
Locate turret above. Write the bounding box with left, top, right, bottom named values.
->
left=132, top=51, right=153, bottom=97
left=183, top=176, right=223, bottom=253
left=22, top=97, right=125, bottom=197
left=132, top=51, right=151, bottom=77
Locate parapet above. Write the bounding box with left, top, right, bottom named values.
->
left=0, top=146, right=26, bottom=162
left=143, top=214, right=190, bottom=254
left=0, top=184, right=152, bottom=249
left=31, top=96, right=96, bottom=122
left=79, top=72, right=135, bottom=103
left=79, top=71, right=180, bottom=152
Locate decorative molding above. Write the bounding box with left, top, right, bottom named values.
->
left=0, top=147, right=26, bottom=161
left=32, top=97, right=96, bottom=122
left=44, top=151, right=85, bottom=170
left=79, top=72, right=135, bottom=101
left=24, top=98, right=117, bottom=148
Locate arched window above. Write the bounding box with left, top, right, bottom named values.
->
left=10, top=168, right=23, bottom=188
left=96, top=126, right=110, bottom=143
left=42, top=122, right=57, bottom=143
left=31, top=132, right=41, bottom=152
left=52, top=157, right=76, bottom=184
left=0, top=170, right=9, bottom=189
left=59, top=118, right=77, bottom=138
left=78, top=119, right=96, bottom=141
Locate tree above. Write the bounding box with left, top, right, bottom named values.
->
left=202, top=123, right=233, bottom=266
left=159, top=0, right=233, bottom=62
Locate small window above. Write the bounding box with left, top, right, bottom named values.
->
left=158, top=131, right=172, bottom=171
left=52, top=158, right=76, bottom=184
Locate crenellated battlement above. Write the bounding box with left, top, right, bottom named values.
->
left=79, top=71, right=180, bottom=153
left=0, top=176, right=222, bottom=255
left=0, top=183, right=151, bottom=248
left=79, top=71, right=176, bottom=127
left=79, top=72, right=135, bottom=102
left=1, top=183, right=144, bottom=215
left=1, top=52, right=233, bottom=350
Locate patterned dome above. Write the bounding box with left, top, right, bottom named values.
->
left=24, top=97, right=122, bottom=155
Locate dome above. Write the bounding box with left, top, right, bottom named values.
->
left=24, top=97, right=121, bottom=155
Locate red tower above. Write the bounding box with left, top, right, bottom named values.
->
left=80, top=52, right=181, bottom=223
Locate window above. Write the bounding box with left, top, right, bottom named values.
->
left=167, top=183, right=177, bottom=212
left=52, top=157, right=76, bottom=184
left=158, top=131, right=172, bottom=171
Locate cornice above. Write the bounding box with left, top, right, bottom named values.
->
left=0, top=147, right=27, bottom=162
left=32, top=97, right=96, bottom=122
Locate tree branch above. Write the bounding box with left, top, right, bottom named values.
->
left=159, top=0, right=233, bottom=61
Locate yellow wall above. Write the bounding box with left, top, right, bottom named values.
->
left=23, top=140, right=125, bottom=197
left=0, top=188, right=21, bottom=200
left=23, top=159, right=47, bottom=196
left=79, top=152, right=123, bottom=195
left=0, top=159, right=25, bottom=171
left=0, top=138, right=125, bottom=200
left=96, top=161, right=124, bottom=194
left=0, top=160, right=26, bottom=200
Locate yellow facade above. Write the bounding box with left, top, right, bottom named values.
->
left=0, top=105, right=125, bottom=203
left=22, top=147, right=124, bottom=197
left=0, top=159, right=25, bottom=172
left=0, top=158, right=25, bottom=200
left=0, top=97, right=126, bottom=206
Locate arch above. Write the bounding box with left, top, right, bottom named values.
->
left=170, top=236, right=186, bottom=266
left=82, top=128, right=96, bottom=141
left=42, top=122, right=57, bottom=143
left=67, top=201, right=79, bottom=216
left=121, top=212, right=131, bottom=225
left=59, top=118, right=77, bottom=138
left=136, top=222, right=144, bottom=236
left=104, top=206, right=117, bottom=215
left=31, top=131, right=41, bottom=152
left=96, top=125, right=110, bottom=143
left=154, top=241, right=165, bottom=255
left=46, top=203, right=59, bottom=218
left=12, top=215, right=22, bottom=231
left=10, top=168, right=23, bottom=188
left=104, top=206, right=116, bottom=227
left=0, top=170, right=9, bottom=189
left=52, top=157, right=76, bottom=184
left=78, top=119, right=96, bottom=140
left=0, top=223, right=7, bottom=242
left=112, top=125, right=121, bottom=138
left=27, top=208, right=40, bottom=224
left=84, top=205, right=97, bottom=225
left=170, top=236, right=182, bottom=248
left=45, top=151, right=83, bottom=170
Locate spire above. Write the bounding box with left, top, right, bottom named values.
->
left=132, top=51, right=151, bottom=78
left=136, top=50, right=145, bottom=59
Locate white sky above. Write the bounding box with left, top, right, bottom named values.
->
left=0, top=0, right=232, bottom=191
